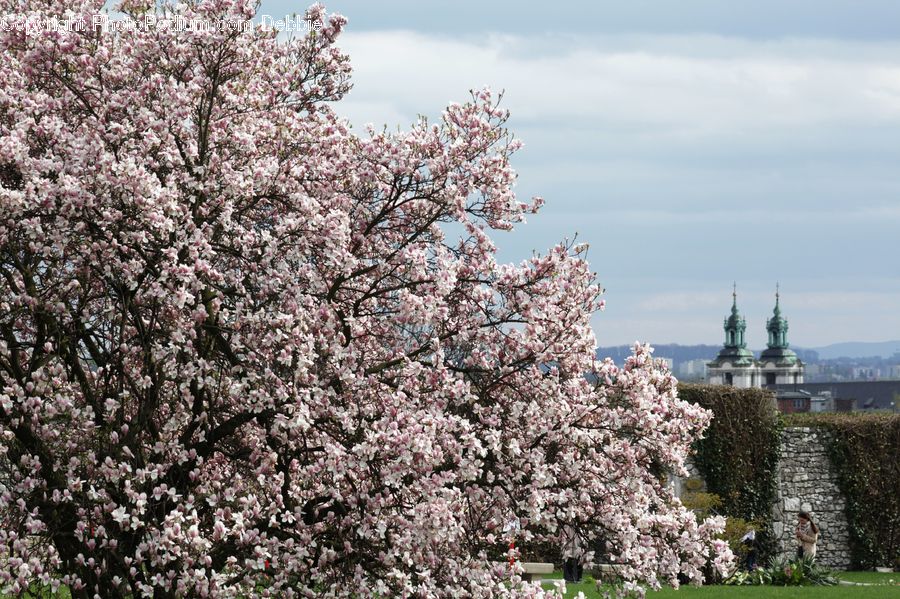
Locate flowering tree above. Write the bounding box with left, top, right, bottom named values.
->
left=0, top=1, right=731, bottom=597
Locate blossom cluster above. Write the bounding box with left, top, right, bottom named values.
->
left=0, top=1, right=732, bottom=597
left=0, top=14, right=257, bottom=35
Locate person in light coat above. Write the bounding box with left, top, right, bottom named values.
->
left=795, top=511, right=819, bottom=560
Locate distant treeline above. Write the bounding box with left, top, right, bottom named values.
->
left=596, top=344, right=820, bottom=365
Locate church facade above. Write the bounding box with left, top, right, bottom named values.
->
left=707, top=287, right=804, bottom=388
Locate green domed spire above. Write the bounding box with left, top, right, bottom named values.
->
left=766, top=283, right=789, bottom=349
left=724, top=283, right=747, bottom=349
left=711, top=284, right=756, bottom=366
left=760, top=284, right=800, bottom=365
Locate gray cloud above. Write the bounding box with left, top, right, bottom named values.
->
left=259, top=2, right=900, bottom=346
left=264, top=1, right=900, bottom=40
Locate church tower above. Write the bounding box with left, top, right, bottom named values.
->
left=758, top=285, right=804, bottom=386
left=707, top=285, right=760, bottom=387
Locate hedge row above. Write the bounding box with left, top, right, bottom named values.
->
left=678, top=384, right=781, bottom=521
left=678, top=384, right=781, bottom=560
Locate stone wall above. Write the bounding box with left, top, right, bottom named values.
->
left=677, top=426, right=853, bottom=569
left=770, top=427, right=851, bottom=569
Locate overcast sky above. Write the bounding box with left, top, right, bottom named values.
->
left=261, top=1, right=900, bottom=348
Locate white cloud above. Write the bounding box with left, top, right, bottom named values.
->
left=332, top=30, right=900, bottom=346
left=336, top=31, right=900, bottom=134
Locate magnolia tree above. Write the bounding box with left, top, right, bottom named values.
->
left=0, top=1, right=732, bottom=597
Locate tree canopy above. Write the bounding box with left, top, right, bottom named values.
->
left=0, top=1, right=731, bottom=596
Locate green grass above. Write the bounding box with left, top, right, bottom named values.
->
left=540, top=572, right=899, bottom=599
left=837, top=571, right=898, bottom=584
left=11, top=571, right=898, bottom=598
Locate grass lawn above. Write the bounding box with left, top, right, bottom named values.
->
left=12, top=572, right=898, bottom=597
left=540, top=571, right=899, bottom=599
left=837, top=572, right=898, bottom=584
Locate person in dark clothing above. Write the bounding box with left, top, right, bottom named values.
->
left=740, top=529, right=758, bottom=570
left=561, top=525, right=583, bottom=583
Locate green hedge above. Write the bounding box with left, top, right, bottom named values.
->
left=679, top=384, right=781, bottom=520
left=679, top=384, right=782, bottom=560
left=784, top=413, right=900, bottom=569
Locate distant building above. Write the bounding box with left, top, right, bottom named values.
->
left=758, top=290, right=804, bottom=387
left=770, top=381, right=900, bottom=411
left=834, top=398, right=856, bottom=412
left=852, top=366, right=880, bottom=380
left=706, top=286, right=804, bottom=389
left=701, top=286, right=900, bottom=413
left=706, top=287, right=758, bottom=388
left=657, top=357, right=675, bottom=371
left=809, top=391, right=833, bottom=413
left=678, top=359, right=709, bottom=379
left=778, top=390, right=811, bottom=414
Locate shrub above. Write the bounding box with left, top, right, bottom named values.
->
left=764, top=555, right=839, bottom=586
left=726, top=555, right=838, bottom=586
left=682, top=491, right=761, bottom=573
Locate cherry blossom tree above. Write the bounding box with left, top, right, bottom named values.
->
left=0, top=1, right=731, bottom=597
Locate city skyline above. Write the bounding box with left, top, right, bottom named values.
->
left=262, top=1, right=900, bottom=346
